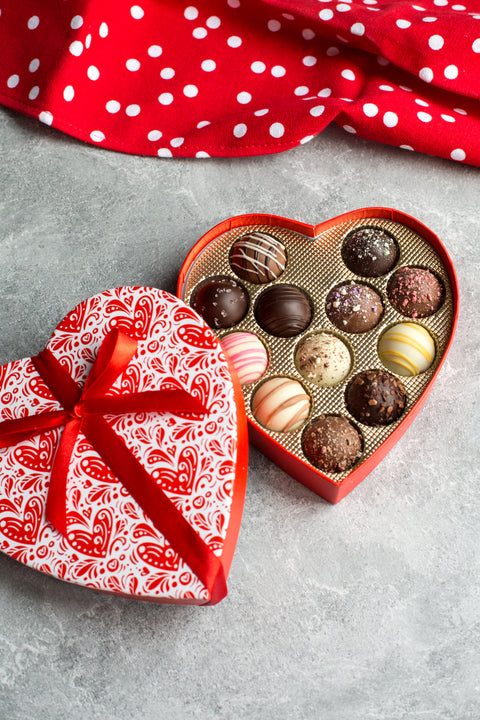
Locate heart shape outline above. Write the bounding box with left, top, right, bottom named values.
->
left=178, top=208, right=458, bottom=503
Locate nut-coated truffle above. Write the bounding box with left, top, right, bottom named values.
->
left=229, top=231, right=287, bottom=284
left=302, top=415, right=362, bottom=473
left=346, top=369, right=406, bottom=426
left=295, top=332, right=352, bottom=387
left=342, top=226, right=399, bottom=277
left=255, top=284, right=312, bottom=337
left=387, top=266, right=444, bottom=318
left=326, top=282, right=383, bottom=334
left=191, top=275, right=248, bottom=329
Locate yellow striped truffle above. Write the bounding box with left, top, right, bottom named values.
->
left=378, top=323, right=435, bottom=376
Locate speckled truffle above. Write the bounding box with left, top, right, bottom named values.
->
left=342, top=226, right=399, bottom=277
left=302, top=415, right=362, bottom=473
left=255, top=284, right=312, bottom=337
left=325, top=282, right=383, bottom=334
left=346, top=369, right=406, bottom=426
left=295, top=333, right=352, bottom=387
left=191, top=275, right=248, bottom=329
left=229, top=231, right=287, bottom=284
left=387, top=266, right=444, bottom=318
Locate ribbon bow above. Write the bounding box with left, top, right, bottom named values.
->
left=0, top=329, right=227, bottom=603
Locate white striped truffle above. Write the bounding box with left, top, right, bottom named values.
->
left=252, top=377, right=310, bottom=432
left=229, top=231, right=287, bottom=284
left=378, top=322, right=435, bottom=376
left=220, top=332, right=268, bottom=385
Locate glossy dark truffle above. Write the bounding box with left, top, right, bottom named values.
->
left=255, top=284, right=312, bottom=338
left=229, top=231, right=287, bottom=284
left=191, top=275, right=248, bottom=329
left=325, top=282, right=383, bottom=334
left=387, top=266, right=444, bottom=318
left=302, top=415, right=362, bottom=473
left=346, top=369, right=406, bottom=426
left=342, top=226, right=399, bottom=277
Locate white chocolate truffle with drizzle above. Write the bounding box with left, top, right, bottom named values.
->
left=252, top=376, right=310, bottom=432
left=378, top=322, right=435, bottom=376
left=229, top=231, right=287, bottom=284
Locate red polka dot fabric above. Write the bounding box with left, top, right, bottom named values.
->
left=1, top=0, right=480, bottom=164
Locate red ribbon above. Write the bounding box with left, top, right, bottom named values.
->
left=0, top=329, right=227, bottom=604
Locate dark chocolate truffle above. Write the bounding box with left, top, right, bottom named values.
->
left=346, top=369, right=406, bottom=426
left=342, top=226, right=399, bottom=277
left=254, top=284, right=312, bottom=338
left=387, top=266, right=444, bottom=318
left=230, top=231, right=287, bottom=284
left=302, top=415, right=362, bottom=473
left=191, top=275, right=248, bottom=329
left=325, top=282, right=383, bottom=334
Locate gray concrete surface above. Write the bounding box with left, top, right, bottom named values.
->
left=0, top=107, right=479, bottom=720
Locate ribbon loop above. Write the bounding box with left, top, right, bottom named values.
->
left=0, top=329, right=227, bottom=603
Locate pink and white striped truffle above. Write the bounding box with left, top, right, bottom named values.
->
left=220, top=332, right=268, bottom=385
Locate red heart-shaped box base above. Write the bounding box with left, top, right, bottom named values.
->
left=178, top=208, right=458, bottom=503
left=0, top=287, right=248, bottom=604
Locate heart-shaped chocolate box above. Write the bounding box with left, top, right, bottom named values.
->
left=178, top=208, right=458, bottom=503
left=0, top=287, right=247, bottom=604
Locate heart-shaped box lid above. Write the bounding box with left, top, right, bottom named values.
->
left=0, top=287, right=248, bottom=604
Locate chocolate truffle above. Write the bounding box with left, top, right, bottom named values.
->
left=252, top=376, right=310, bottom=432
left=230, top=231, right=287, bottom=284
left=191, top=275, right=248, bottom=329
left=325, top=282, right=383, bottom=334
left=387, top=266, right=444, bottom=318
left=302, top=415, right=362, bottom=473
left=295, top=332, right=352, bottom=387
left=342, top=226, right=399, bottom=277
left=346, top=369, right=406, bottom=426
left=220, top=331, right=268, bottom=385
left=378, top=322, right=435, bottom=376
left=255, top=284, right=312, bottom=338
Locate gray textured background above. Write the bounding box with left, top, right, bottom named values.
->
left=0, top=107, right=479, bottom=720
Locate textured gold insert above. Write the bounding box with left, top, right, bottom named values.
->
left=182, top=218, right=453, bottom=483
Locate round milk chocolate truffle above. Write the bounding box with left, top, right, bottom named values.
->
left=346, top=369, right=406, bottom=426
left=387, top=266, right=444, bottom=318
left=255, top=284, right=312, bottom=337
left=295, top=332, right=352, bottom=387
left=342, top=226, right=398, bottom=277
left=326, top=282, right=383, bottom=334
left=302, top=415, right=362, bottom=473
left=191, top=275, right=248, bottom=329
left=230, top=231, right=287, bottom=284
left=252, top=376, right=310, bottom=432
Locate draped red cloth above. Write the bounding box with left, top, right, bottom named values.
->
left=0, top=329, right=228, bottom=604
left=0, top=0, right=479, bottom=165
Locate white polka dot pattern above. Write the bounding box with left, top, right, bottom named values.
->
left=0, top=0, right=478, bottom=164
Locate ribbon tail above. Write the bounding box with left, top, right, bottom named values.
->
left=82, top=414, right=227, bottom=604
left=45, top=418, right=81, bottom=537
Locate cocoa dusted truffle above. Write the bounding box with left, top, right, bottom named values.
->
left=342, top=226, right=399, bottom=277
left=302, top=415, right=362, bottom=473
left=191, top=275, right=248, bottom=329
left=255, top=284, right=312, bottom=337
left=325, top=282, right=383, bottom=334
left=229, top=231, right=287, bottom=284
left=387, top=266, right=444, bottom=318
left=346, top=369, right=406, bottom=426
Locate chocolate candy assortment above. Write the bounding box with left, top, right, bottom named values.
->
left=182, top=217, right=454, bottom=485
